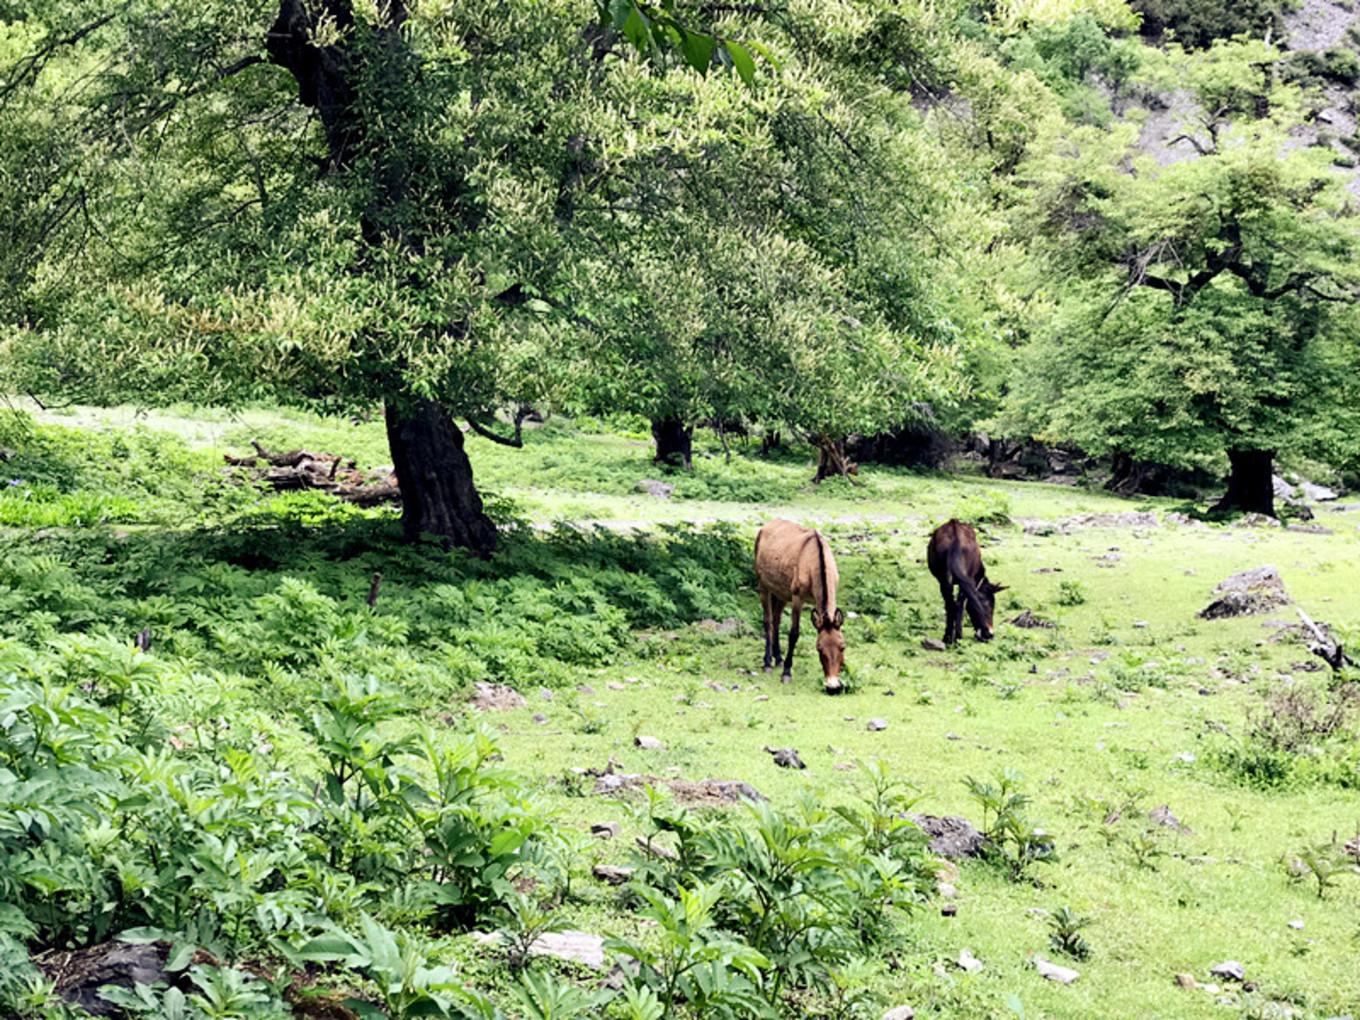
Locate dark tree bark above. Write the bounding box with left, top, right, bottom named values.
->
left=1214, top=448, right=1276, bottom=517
left=812, top=436, right=859, bottom=485
left=651, top=416, right=693, bottom=471
left=386, top=400, right=498, bottom=554
left=267, top=0, right=497, bottom=554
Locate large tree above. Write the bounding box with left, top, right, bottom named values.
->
left=1, top=0, right=977, bottom=547
left=1001, top=39, right=1360, bottom=514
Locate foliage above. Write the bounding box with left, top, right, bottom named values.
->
left=1001, top=38, right=1360, bottom=486
left=1046, top=906, right=1093, bottom=960
left=965, top=769, right=1056, bottom=880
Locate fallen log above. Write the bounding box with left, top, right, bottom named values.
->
left=1297, top=607, right=1354, bottom=672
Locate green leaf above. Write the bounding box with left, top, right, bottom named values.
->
left=726, top=41, right=756, bottom=86
left=680, top=30, right=715, bottom=75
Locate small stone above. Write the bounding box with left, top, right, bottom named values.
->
left=635, top=836, right=678, bottom=860
left=592, top=864, right=634, bottom=885
left=1133, top=620, right=1148, bottom=628
left=1036, top=959, right=1079, bottom=984
left=606, top=681, right=626, bottom=691
left=1148, top=804, right=1193, bottom=834
left=1288, top=920, right=1304, bottom=930
left=533, top=712, right=548, bottom=725
left=1210, top=961, right=1245, bottom=982
left=957, top=949, right=983, bottom=972
left=1174, top=974, right=1197, bottom=989
left=946, top=733, right=961, bottom=740
left=866, top=718, right=888, bottom=732
left=577, top=685, right=596, bottom=694
left=634, top=736, right=665, bottom=750
left=591, top=822, right=621, bottom=839
left=937, top=883, right=957, bottom=899
left=922, top=638, right=948, bottom=652
left=1201, top=984, right=1220, bottom=995
left=765, top=746, right=806, bottom=769
left=883, top=1006, right=916, bottom=1020
left=754, top=694, right=769, bottom=702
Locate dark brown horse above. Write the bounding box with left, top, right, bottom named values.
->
left=927, top=519, right=1006, bottom=645
left=754, top=519, right=845, bottom=693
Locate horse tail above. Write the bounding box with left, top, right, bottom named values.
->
left=948, top=545, right=990, bottom=627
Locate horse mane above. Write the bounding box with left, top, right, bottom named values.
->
left=814, top=531, right=828, bottom=618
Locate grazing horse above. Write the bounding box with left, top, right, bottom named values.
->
left=754, top=519, right=846, bottom=693
left=927, top=519, right=1006, bottom=645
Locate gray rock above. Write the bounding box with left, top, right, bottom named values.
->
left=957, top=949, right=984, bottom=972
left=764, top=746, right=806, bottom=769
left=591, top=822, right=621, bottom=839
left=634, top=736, right=665, bottom=750
left=883, top=1007, right=916, bottom=1020
left=1036, top=959, right=1080, bottom=984
left=1210, top=960, right=1245, bottom=982
left=41, top=942, right=172, bottom=1017
left=1148, top=804, right=1193, bottom=834
left=921, top=638, right=948, bottom=652
left=937, top=882, right=958, bottom=899
left=532, top=712, right=548, bottom=725
left=1288, top=919, right=1305, bottom=930
left=469, top=682, right=527, bottom=712
left=1215, top=566, right=1285, bottom=594
left=592, top=864, right=635, bottom=885
left=908, top=814, right=985, bottom=858
left=867, top=718, right=888, bottom=732
left=1199, top=566, right=1291, bottom=619
left=606, top=681, right=626, bottom=691
left=637, top=479, right=675, bottom=499
left=635, top=835, right=678, bottom=860
left=478, top=930, right=613, bottom=969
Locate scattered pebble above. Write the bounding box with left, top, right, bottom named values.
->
left=1210, top=961, right=1245, bottom=982
left=883, top=1006, right=916, bottom=1020
left=1288, top=920, right=1305, bottom=930
left=1174, top=974, right=1196, bottom=989
left=533, top=712, right=548, bottom=725
left=592, top=864, right=635, bottom=886
left=577, top=685, right=595, bottom=695
left=1036, top=959, right=1080, bottom=985
left=634, top=736, right=665, bottom=750
left=591, top=822, right=621, bottom=839
left=606, top=681, right=626, bottom=691
left=866, top=718, right=888, bottom=732
left=956, top=949, right=984, bottom=972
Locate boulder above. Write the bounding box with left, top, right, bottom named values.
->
left=469, top=682, right=527, bottom=712
left=1199, top=566, right=1290, bottom=619
left=907, top=814, right=985, bottom=858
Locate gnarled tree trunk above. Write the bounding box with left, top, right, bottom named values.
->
left=268, top=1, right=498, bottom=555
left=386, top=400, right=497, bottom=555
left=651, top=415, right=693, bottom=471
left=813, top=436, right=858, bottom=484
left=1214, top=448, right=1275, bottom=517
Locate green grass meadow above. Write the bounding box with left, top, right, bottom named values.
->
left=2, top=402, right=1359, bottom=1020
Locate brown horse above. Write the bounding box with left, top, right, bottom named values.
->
left=754, top=519, right=845, bottom=693
left=927, top=519, right=1006, bottom=645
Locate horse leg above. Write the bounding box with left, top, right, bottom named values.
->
left=782, top=596, right=802, bottom=682
left=939, top=580, right=957, bottom=645
left=761, top=591, right=777, bottom=672
left=952, top=589, right=968, bottom=644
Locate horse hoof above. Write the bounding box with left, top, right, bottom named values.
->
left=781, top=674, right=792, bottom=684
left=763, top=665, right=774, bottom=675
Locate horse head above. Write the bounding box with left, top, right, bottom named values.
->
left=810, top=607, right=846, bottom=690
left=969, top=578, right=1007, bottom=640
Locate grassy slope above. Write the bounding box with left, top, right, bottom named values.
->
left=10, top=402, right=1360, bottom=1019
